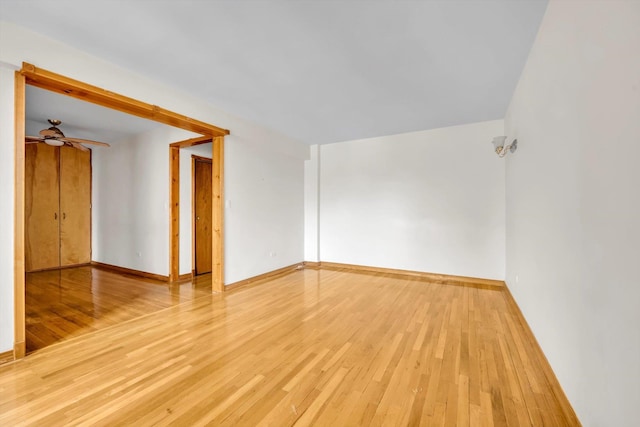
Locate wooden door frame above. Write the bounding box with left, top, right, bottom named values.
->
left=14, top=63, right=229, bottom=360
left=192, top=155, right=213, bottom=275
left=168, top=136, right=217, bottom=284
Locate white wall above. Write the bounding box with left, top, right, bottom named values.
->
left=225, top=138, right=305, bottom=283
left=0, top=22, right=308, bottom=352
left=92, top=126, right=197, bottom=276
left=179, top=143, right=212, bottom=275
left=304, top=145, right=320, bottom=262
left=319, top=120, right=505, bottom=280
left=505, top=1, right=640, bottom=425
left=0, top=64, right=17, bottom=352
left=95, top=129, right=305, bottom=282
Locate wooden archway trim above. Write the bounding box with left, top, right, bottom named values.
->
left=14, top=64, right=228, bottom=360
left=167, top=135, right=224, bottom=292
left=14, top=71, right=26, bottom=360
left=212, top=136, right=225, bottom=292
left=170, top=135, right=212, bottom=148
left=20, top=62, right=230, bottom=137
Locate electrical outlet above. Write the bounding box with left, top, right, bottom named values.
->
left=515, top=275, right=519, bottom=284
left=269, top=251, right=276, bottom=257
left=137, top=252, right=142, bottom=258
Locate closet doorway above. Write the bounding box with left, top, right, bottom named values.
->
left=25, top=144, right=91, bottom=272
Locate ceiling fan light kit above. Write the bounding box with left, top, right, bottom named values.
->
left=26, top=119, right=111, bottom=151
left=44, top=139, right=65, bottom=147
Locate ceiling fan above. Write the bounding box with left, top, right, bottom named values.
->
left=26, top=119, right=111, bottom=151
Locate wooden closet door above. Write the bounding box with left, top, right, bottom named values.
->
left=25, top=144, right=60, bottom=271
left=194, top=158, right=213, bottom=275
left=59, top=145, right=91, bottom=266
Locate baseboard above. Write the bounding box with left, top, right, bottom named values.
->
left=303, top=261, right=321, bottom=269
left=91, top=261, right=168, bottom=282
left=0, top=349, right=14, bottom=365
left=306, top=261, right=504, bottom=288
left=502, top=284, right=581, bottom=425
left=226, top=263, right=304, bottom=291
left=26, top=262, right=92, bottom=274
left=177, top=273, right=192, bottom=282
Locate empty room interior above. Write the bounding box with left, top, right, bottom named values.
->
left=0, top=1, right=638, bottom=426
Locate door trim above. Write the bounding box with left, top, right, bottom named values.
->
left=168, top=137, right=215, bottom=283
left=212, top=136, right=225, bottom=292
left=15, top=63, right=229, bottom=360
left=14, top=71, right=26, bottom=360
left=192, top=155, right=213, bottom=275
left=169, top=146, right=180, bottom=281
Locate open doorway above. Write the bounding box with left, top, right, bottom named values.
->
left=13, top=63, right=228, bottom=359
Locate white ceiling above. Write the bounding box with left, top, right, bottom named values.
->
left=1, top=0, right=548, bottom=145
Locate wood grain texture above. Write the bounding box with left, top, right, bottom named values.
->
left=14, top=71, right=26, bottom=360
left=91, top=261, right=169, bottom=282
left=21, top=63, right=229, bottom=137
left=177, top=273, right=193, bottom=282
left=502, top=285, right=580, bottom=425
left=170, top=135, right=212, bottom=148
left=212, top=136, right=225, bottom=292
left=225, top=263, right=303, bottom=291
left=59, top=145, right=91, bottom=266
left=316, top=261, right=504, bottom=288
left=24, top=144, right=60, bottom=271
left=0, top=351, right=12, bottom=365
left=22, top=266, right=212, bottom=353
left=25, top=145, right=92, bottom=271
left=194, top=157, right=213, bottom=275
left=1, top=267, right=578, bottom=425
left=169, top=146, right=180, bottom=281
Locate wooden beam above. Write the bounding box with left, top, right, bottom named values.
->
left=170, top=135, right=213, bottom=149
left=212, top=136, right=225, bottom=292
left=169, top=146, right=180, bottom=282
left=20, top=62, right=230, bottom=137
left=14, top=71, right=26, bottom=360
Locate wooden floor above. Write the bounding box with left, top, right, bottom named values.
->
left=0, top=267, right=578, bottom=426
left=25, top=266, right=212, bottom=353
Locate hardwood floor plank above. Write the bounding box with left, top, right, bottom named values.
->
left=294, top=367, right=350, bottom=427
left=0, top=267, right=579, bottom=426
left=24, top=267, right=212, bottom=353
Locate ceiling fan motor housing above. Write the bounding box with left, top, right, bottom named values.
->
left=45, top=127, right=65, bottom=138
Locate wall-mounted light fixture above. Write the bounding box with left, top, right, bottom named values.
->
left=491, top=136, right=518, bottom=158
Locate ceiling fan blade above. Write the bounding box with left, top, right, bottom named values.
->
left=26, top=135, right=44, bottom=142
left=39, top=129, right=58, bottom=137
left=69, top=142, right=90, bottom=152
left=60, top=137, right=110, bottom=147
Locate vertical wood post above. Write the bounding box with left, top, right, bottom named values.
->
left=212, top=136, right=224, bottom=292
left=14, top=71, right=26, bottom=359
left=169, top=146, right=180, bottom=282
